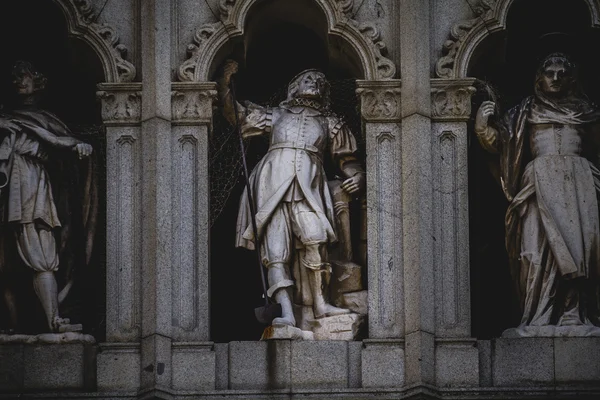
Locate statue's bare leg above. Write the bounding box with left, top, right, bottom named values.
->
left=305, top=244, right=350, bottom=318
left=32, top=271, right=61, bottom=332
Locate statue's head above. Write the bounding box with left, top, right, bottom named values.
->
left=284, top=69, right=330, bottom=107
left=535, top=53, right=576, bottom=98
left=12, top=60, right=47, bottom=97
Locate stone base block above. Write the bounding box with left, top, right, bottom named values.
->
left=97, top=343, right=140, bottom=391
left=503, top=325, right=600, bottom=338
left=554, top=337, right=600, bottom=383
left=341, top=290, right=368, bottom=315
left=361, top=339, right=404, bottom=388
left=0, top=342, right=95, bottom=392
left=492, top=338, right=554, bottom=386
left=291, top=341, right=348, bottom=389
left=228, top=341, right=291, bottom=389
left=435, top=339, right=479, bottom=387
left=172, top=343, right=215, bottom=390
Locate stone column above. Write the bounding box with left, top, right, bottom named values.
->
left=169, top=82, right=218, bottom=390
left=356, top=80, right=405, bottom=388
left=430, top=78, right=479, bottom=387
left=399, top=0, right=436, bottom=388
left=96, top=82, right=143, bottom=391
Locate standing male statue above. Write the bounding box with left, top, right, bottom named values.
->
left=0, top=61, right=96, bottom=334
left=475, top=53, right=600, bottom=336
left=219, top=60, right=365, bottom=329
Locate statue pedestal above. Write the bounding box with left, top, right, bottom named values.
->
left=310, top=313, right=366, bottom=340
left=503, top=325, right=600, bottom=338
left=261, top=324, right=314, bottom=340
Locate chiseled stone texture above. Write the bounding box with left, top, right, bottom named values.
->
left=0, top=345, right=24, bottom=391
left=171, top=343, right=215, bottom=390
left=435, top=339, right=479, bottom=387
left=291, top=341, right=349, bottom=389
left=22, top=343, right=95, bottom=390
left=554, top=337, right=600, bottom=383
left=96, top=343, right=140, bottom=391
left=361, top=340, right=404, bottom=388
left=228, top=341, right=291, bottom=390
left=492, top=338, right=554, bottom=386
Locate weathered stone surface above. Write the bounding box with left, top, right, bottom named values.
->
left=291, top=341, right=348, bottom=389
left=435, top=340, right=479, bottom=387
left=96, top=343, right=140, bottom=391
left=342, top=291, right=368, bottom=316
left=310, top=313, right=366, bottom=341
left=492, top=338, right=554, bottom=386
left=554, top=337, right=600, bottom=383
left=228, top=341, right=291, bottom=390
left=172, top=343, right=215, bottom=390
left=261, top=324, right=314, bottom=340
left=361, top=340, right=404, bottom=388
left=0, top=345, right=23, bottom=392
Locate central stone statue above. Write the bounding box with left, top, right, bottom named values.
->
left=219, top=60, right=365, bottom=337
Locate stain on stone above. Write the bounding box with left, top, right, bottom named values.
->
left=157, top=362, right=165, bottom=375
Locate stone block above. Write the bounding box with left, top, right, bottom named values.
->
left=97, top=343, right=140, bottom=391
left=435, top=340, right=479, bottom=387
left=172, top=343, right=215, bottom=390
left=291, top=341, right=348, bottom=389
left=361, top=340, right=404, bottom=388
left=228, top=341, right=291, bottom=390
left=23, top=343, right=92, bottom=390
left=478, top=340, right=492, bottom=387
left=492, top=338, right=554, bottom=386
left=0, top=345, right=23, bottom=392
left=214, top=343, right=229, bottom=390
left=348, top=341, right=362, bottom=388
left=554, top=337, right=600, bottom=383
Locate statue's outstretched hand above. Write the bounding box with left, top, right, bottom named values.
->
left=341, top=173, right=365, bottom=194
left=74, top=143, right=93, bottom=159
left=475, top=101, right=495, bottom=133
left=223, top=59, right=239, bottom=84
left=0, top=118, right=20, bottom=134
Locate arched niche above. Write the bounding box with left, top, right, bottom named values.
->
left=178, top=0, right=395, bottom=83
left=0, top=0, right=133, bottom=339
left=436, top=0, right=600, bottom=338
left=206, top=0, right=377, bottom=342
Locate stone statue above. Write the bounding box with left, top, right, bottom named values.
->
left=219, top=60, right=366, bottom=338
left=0, top=61, right=97, bottom=335
left=475, top=53, right=600, bottom=337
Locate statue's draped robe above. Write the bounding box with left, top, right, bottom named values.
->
left=0, top=108, right=97, bottom=287
left=499, top=94, right=600, bottom=326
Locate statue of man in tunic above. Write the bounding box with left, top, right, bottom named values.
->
left=219, top=60, right=365, bottom=328
left=475, top=53, right=600, bottom=336
left=0, top=61, right=96, bottom=334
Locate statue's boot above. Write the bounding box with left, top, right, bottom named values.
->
left=309, top=269, right=350, bottom=319
left=272, top=288, right=296, bottom=326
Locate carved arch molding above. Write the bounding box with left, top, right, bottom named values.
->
left=53, top=0, right=136, bottom=83
left=178, top=0, right=396, bottom=82
left=434, top=0, right=600, bottom=79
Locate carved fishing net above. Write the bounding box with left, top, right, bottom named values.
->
left=209, top=78, right=363, bottom=226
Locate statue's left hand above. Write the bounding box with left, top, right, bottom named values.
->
left=341, top=173, right=365, bottom=194
left=74, top=143, right=93, bottom=159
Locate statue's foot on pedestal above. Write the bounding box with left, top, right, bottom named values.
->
left=58, top=323, right=83, bottom=333
left=314, top=303, right=351, bottom=319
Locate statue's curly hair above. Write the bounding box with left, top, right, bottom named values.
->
left=12, top=60, right=47, bottom=91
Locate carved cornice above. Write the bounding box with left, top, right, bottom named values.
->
left=55, top=0, right=136, bottom=82
left=178, top=0, right=395, bottom=81
left=171, top=82, right=218, bottom=125
left=356, top=80, right=402, bottom=122
left=430, top=79, right=476, bottom=122
left=97, top=83, right=142, bottom=126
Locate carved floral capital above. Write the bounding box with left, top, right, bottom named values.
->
left=96, top=83, right=142, bottom=126
left=430, top=79, right=476, bottom=122
left=171, top=82, right=218, bottom=125
left=356, top=80, right=402, bottom=122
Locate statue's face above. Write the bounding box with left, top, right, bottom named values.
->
left=13, top=72, right=35, bottom=95
left=295, top=72, right=326, bottom=100
left=539, top=61, right=572, bottom=96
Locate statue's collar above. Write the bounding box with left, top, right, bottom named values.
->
left=280, top=98, right=327, bottom=116
left=281, top=105, right=322, bottom=116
